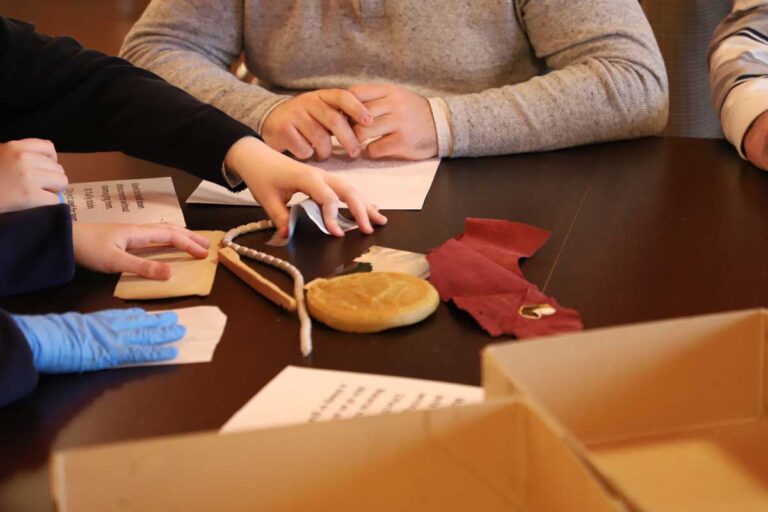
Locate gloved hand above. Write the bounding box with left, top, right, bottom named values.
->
left=12, top=308, right=183, bottom=373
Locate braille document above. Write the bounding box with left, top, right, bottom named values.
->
left=186, top=156, right=440, bottom=210
left=220, top=366, right=483, bottom=433
left=65, top=177, right=186, bottom=226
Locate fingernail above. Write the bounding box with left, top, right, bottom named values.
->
left=363, top=114, right=373, bottom=125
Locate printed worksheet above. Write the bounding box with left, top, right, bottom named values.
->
left=187, top=156, right=440, bottom=210
left=221, top=366, right=482, bottom=433
left=65, top=177, right=186, bottom=226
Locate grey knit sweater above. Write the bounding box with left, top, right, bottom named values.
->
left=121, top=0, right=668, bottom=158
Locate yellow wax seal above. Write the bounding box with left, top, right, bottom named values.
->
left=306, top=272, right=439, bottom=333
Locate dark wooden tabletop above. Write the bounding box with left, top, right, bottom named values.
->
left=0, top=136, right=763, bottom=510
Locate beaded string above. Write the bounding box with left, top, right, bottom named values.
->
left=222, top=220, right=312, bottom=356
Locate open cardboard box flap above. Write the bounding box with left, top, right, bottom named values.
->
left=51, top=397, right=622, bottom=512
left=484, top=308, right=768, bottom=512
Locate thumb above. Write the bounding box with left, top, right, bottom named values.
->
left=254, top=191, right=291, bottom=237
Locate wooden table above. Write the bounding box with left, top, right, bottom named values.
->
left=0, top=136, right=763, bottom=510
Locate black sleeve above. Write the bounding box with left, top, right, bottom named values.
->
left=0, top=309, right=38, bottom=407
left=0, top=17, right=257, bottom=188
left=0, top=205, right=75, bottom=298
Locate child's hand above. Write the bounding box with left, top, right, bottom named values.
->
left=260, top=89, right=373, bottom=160
left=0, top=139, right=67, bottom=213
left=224, top=137, right=387, bottom=238
left=72, top=222, right=210, bottom=280
left=350, top=84, right=438, bottom=160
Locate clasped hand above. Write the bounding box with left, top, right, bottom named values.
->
left=261, top=84, right=438, bottom=161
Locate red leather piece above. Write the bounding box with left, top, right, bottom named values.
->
left=427, top=219, right=582, bottom=339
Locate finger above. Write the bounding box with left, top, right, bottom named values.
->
left=14, top=139, right=58, bottom=162
left=108, top=249, right=172, bottom=280
left=295, top=113, right=333, bottom=160
left=306, top=102, right=361, bottom=158
left=125, top=227, right=210, bottom=259
left=110, top=311, right=180, bottom=330
left=30, top=166, right=69, bottom=192
left=349, top=83, right=391, bottom=103
left=298, top=172, right=344, bottom=236
left=318, top=89, right=373, bottom=126
left=256, top=191, right=292, bottom=237
left=321, top=197, right=344, bottom=237
left=94, top=308, right=147, bottom=320
left=186, top=231, right=211, bottom=249
left=119, top=345, right=179, bottom=365
left=334, top=185, right=373, bottom=234
left=22, top=152, right=65, bottom=174
left=359, top=97, right=393, bottom=118
left=121, top=324, right=186, bottom=345
left=354, top=114, right=397, bottom=144
left=282, top=126, right=315, bottom=160
left=166, top=232, right=210, bottom=259
left=367, top=203, right=388, bottom=226
left=142, top=223, right=209, bottom=247
left=365, top=133, right=404, bottom=159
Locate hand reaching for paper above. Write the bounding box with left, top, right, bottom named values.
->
left=72, top=222, right=211, bottom=280
left=12, top=308, right=182, bottom=373
left=224, top=136, right=388, bottom=238
left=350, top=84, right=439, bottom=160
left=261, top=89, right=374, bottom=160
left=0, top=138, right=68, bottom=213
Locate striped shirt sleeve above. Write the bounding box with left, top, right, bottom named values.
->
left=710, top=0, right=768, bottom=158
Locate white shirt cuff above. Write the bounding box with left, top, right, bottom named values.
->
left=427, top=97, right=454, bottom=158
left=721, top=78, right=768, bottom=159
left=257, top=97, right=291, bottom=136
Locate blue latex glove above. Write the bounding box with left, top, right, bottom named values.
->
left=12, top=308, right=183, bottom=373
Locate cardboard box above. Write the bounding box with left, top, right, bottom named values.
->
left=51, top=398, right=622, bottom=511
left=484, top=308, right=768, bottom=512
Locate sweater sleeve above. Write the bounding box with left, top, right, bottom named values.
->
left=0, top=309, right=37, bottom=407
left=120, top=0, right=289, bottom=135
left=0, top=17, right=256, bottom=188
left=443, top=0, right=669, bottom=157
left=709, top=1, right=768, bottom=159
left=0, top=205, right=75, bottom=298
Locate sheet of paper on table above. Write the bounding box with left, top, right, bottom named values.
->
left=117, top=306, right=227, bottom=367
left=65, top=177, right=186, bottom=226
left=220, top=365, right=482, bottom=433
left=186, top=156, right=440, bottom=210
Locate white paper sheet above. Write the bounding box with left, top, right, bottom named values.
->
left=186, top=156, right=440, bottom=210
left=266, top=199, right=358, bottom=246
left=118, top=306, right=227, bottom=367
left=220, top=366, right=482, bottom=433
left=65, top=177, right=186, bottom=226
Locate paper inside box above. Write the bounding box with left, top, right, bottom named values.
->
left=484, top=308, right=768, bottom=512
left=51, top=398, right=620, bottom=512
